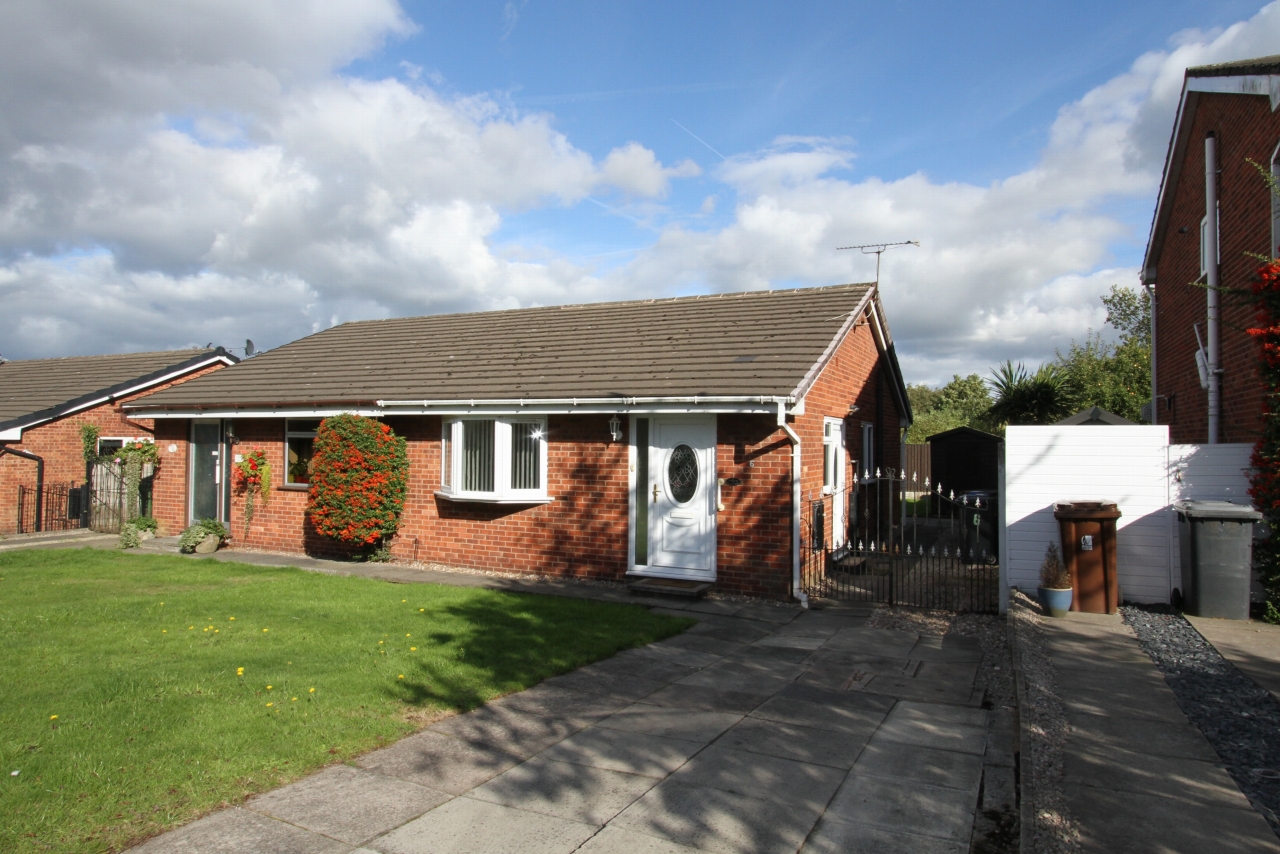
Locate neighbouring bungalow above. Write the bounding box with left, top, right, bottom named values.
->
left=125, top=284, right=911, bottom=600
left=0, top=348, right=237, bottom=534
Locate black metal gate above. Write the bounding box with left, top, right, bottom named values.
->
left=17, top=482, right=86, bottom=534
left=800, top=469, right=1000, bottom=612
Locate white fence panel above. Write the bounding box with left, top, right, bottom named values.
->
left=1003, top=426, right=1172, bottom=604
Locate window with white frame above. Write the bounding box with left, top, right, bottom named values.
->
left=440, top=417, right=548, bottom=501
left=822, top=420, right=840, bottom=494
left=285, top=419, right=320, bottom=485
left=98, top=436, right=151, bottom=455
left=1272, top=141, right=1280, bottom=258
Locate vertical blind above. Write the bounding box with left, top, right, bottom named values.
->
left=462, top=420, right=495, bottom=492
left=511, top=422, right=541, bottom=490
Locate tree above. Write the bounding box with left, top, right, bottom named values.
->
left=904, top=374, right=994, bottom=442
left=987, top=361, right=1075, bottom=426
left=1054, top=284, right=1151, bottom=422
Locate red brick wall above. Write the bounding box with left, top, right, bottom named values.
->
left=0, top=363, right=227, bottom=535
left=1152, top=91, right=1280, bottom=444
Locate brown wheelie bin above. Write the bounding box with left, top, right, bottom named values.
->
left=1053, top=501, right=1122, bottom=614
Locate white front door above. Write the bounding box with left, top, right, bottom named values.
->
left=645, top=416, right=717, bottom=579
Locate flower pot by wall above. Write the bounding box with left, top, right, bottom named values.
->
left=1038, top=586, right=1073, bottom=618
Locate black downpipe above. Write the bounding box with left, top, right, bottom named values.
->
left=1, top=447, right=45, bottom=532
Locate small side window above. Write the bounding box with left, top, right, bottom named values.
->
left=285, top=419, right=320, bottom=485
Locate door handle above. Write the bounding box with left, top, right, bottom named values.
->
left=652, top=484, right=659, bottom=503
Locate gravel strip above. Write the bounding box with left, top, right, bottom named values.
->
left=1009, top=591, right=1081, bottom=854
left=1121, top=605, right=1280, bottom=836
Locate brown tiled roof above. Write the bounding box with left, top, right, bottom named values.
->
left=0, top=349, right=231, bottom=428
left=129, top=285, right=878, bottom=409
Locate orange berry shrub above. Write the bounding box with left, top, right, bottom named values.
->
left=306, top=414, right=409, bottom=552
left=1246, top=257, right=1280, bottom=621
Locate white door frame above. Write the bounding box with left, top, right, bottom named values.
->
left=824, top=417, right=848, bottom=548
left=627, top=414, right=717, bottom=580
left=188, top=419, right=226, bottom=524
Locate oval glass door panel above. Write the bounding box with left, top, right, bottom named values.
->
left=667, top=444, right=698, bottom=504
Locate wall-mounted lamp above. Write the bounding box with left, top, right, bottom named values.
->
left=608, top=415, right=622, bottom=443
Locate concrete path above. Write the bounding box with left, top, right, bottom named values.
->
left=1037, top=612, right=1280, bottom=854
left=1187, top=615, right=1280, bottom=704
left=0, top=527, right=117, bottom=552
left=125, top=600, right=1006, bottom=853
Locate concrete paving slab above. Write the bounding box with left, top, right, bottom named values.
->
left=128, top=807, right=353, bottom=854
left=574, top=825, right=711, bottom=854
left=355, top=730, right=522, bottom=795
left=675, top=667, right=797, bottom=696
left=685, top=618, right=774, bottom=644
left=584, top=653, right=702, bottom=685
left=666, top=743, right=846, bottom=809
left=1063, top=711, right=1219, bottom=762
left=794, top=665, right=861, bottom=691
left=700, top=651, right=810, bottom=679
left=754, top=634, right=826, bottom=651
left=861, top=671, right=980, bottom=706
left=1065, top=785, right=1280, bottom=854
left=597, top=702, right=742, bottom=742
left=684, top=599, right=746, bottom=616
left=733, top=603, right=801, bottom=624
left=488, top=683, right=631, bottom=723
left=467, top=757, right=658, bottom=825
left=824, top=775, right=978, bottom=842
left=872, top=707, right=987, bottom=756
left=611, top=780, right=821, bottom=854
left=1188, top=616, right=1280, bottom=703
left=1064, top=745, right=1251, bottom=809
left=800, top=816, right=968, bottom=854
left=642, top=682, right=771, bottom=715
left=621, top=643, right=724, bottom=670
left=770, top=621, right=844, bottom=639
left=1056, top=670, right=1188, bottom=723
left=542, top=668, right=667, bottom=703
left=536, top=726, right=704, bottom=778
left=823, top=627, right=919, bottom=657
left=369, top=796, right=596, bottom=854
left=750, top=695, right=889, bottom=737
left=890, top=699, right=989, bottom=729
left=657, top=633, right=746, bottom=657
left=908, top=636, right=983, bottom=664
left=713, top=716, right=869, bottom=769
left=852, top=739, right=984, bottom=791
left=247, top=765, right=449, bottom=845
left=428, top=704, right=583, bottom=756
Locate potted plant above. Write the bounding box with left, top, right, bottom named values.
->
left=1037, top=542, right=1073, bottom=617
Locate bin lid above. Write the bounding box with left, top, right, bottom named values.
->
left=1053, top=501, right=1122, bottom=520
left=1172, top=500, right=1262, bottom=521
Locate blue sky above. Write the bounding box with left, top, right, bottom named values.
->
left=0, top=0, right=1277, bottom=383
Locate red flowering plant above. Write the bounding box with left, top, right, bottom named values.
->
left=306, top=414, right=409, bottom=552
left=234, top=448, right=272, bottom=535
left=1247, top=256, right=1280, bottom=621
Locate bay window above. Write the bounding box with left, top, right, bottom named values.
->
left=440, top=417, right=549, bottom=501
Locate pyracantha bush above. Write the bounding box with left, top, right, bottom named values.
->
left=1246, top=257, right=1280, bottom=619
left=307, top=414, right=409, bottom=546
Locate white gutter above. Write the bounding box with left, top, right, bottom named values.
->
left=778, top=399, right=808, bottom=608
left=378, top=395, right=792, bottom=408
left=1206, top=133, right=1221, bottom=444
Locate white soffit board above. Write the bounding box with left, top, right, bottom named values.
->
left=1187, top=74, right=1280, bottom=111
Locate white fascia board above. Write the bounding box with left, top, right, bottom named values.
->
left=0, top=427, right=23, bottom=441
left=1186, top=74, right=1280, bottom=110
left=132, top=398, right=794, bottom=420
left=789, top=290, right=875, bottom=400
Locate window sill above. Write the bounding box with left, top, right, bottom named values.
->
left=277, top=483, right=310, bottom=492
left=434, top=491, right=554, bottom=505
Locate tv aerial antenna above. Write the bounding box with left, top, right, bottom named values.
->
left=837, top=240, right=919, bottom=285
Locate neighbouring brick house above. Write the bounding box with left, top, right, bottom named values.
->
left=0, top=349, right=237, bottom=535
left=1144, top=54, right=1280, bottom=444
left=126, top=284, right=911, bottom=600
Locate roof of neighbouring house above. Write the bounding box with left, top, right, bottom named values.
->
left=1055, top=406, right=1136, bottom=426
left=0, top=348, right=237, bottom=434
left=126, top=284, right=911, bottom=418
left=1143, top=53, right=1280, bottom=282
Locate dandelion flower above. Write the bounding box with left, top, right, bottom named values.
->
left=291, top=697, right=297, bottom=702
left=419, top=608, right=424, bottom=612
left=162, top=630, right=167, bottom=633
left=49, top=715, right=58, bottom=720
left=309, top=687, right=315, bottom=693
left=160, top=602, right=164, bottom=606
left=215, top=630, right=220, bottom=633
left=406, top=633, right=411, bottom=637
left=262, top=628, right=269, bottom=633
left=402, top=599, right=406, bottom=603
left=398, top=675, right=404, bottom=679
left=378, top=641, right=384, bottom=645
left=410, top=647, right=417, bottom=651
left=189, top=626, right=194, bottom=630
left=229, top=617, right=235, bottom=621
left=266, top=702, right=273, bottom=707
left=266, top=685, right=272, bottom=690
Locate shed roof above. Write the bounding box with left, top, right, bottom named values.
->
left=0, top=349, right=235, bottom=435
left=128, top=284, right=904, bottom=413
left=926, top=426, right=1002, bottom=443
left=1055, top=406, right=1136, bottom=426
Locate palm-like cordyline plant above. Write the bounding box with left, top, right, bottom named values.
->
left=987, top=361, right=1075, bottom=426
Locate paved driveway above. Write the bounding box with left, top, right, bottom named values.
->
left=129, top=603, right=1001, bottom=854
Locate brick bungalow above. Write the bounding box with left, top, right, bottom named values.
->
left=125, top=284, right=911, bottom=600
left=0, top=348, right=237, bottom=534
left=1143, top=54, right=1280, bottom=443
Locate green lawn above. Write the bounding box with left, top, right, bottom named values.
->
left=0, top=549, right=692, bottom=854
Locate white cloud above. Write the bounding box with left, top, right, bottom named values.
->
left=1, top=0, right=1278, bottom=386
